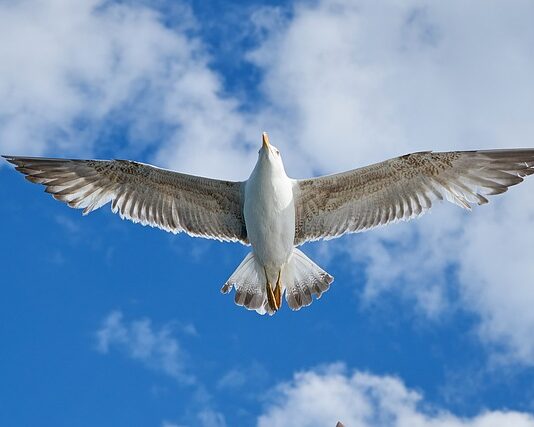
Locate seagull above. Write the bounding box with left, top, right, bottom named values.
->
left=4, top=133, right=534, bottom=315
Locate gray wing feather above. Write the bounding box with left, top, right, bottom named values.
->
left=4, top=156, right=247, bottom=243
left=294, top=149, right=534, bottom=245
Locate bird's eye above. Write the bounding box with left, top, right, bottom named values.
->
left=276, top=150, right=280, bottom=155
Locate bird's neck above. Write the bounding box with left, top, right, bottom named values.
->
left=251, top=158, right=288, bottom=181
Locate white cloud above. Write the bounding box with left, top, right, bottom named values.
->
left=197, top=409, right=227, bottom=427
left=96, top=310, right=193, bottom=383
left=257, top=364, right=534, bottom=427
left=250, top=0, right=534, bottom=175
left=249, top=0, right=534, bottom=364
left=162, top=409, right=227, bottom=427
left=1, top=0, right=179, bottom=154
left=0, top=0, right=255, bottom=179
left=217, top=369, right=247, bottom=390
left=216, top=362, right=267, bottom=391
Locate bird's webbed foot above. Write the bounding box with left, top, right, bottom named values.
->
left=265, top=268, right=282, bottom=312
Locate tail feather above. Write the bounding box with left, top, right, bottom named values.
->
left=221, top=249, right=334, bottom=315
left=221, top=252, right=273, bottom=315
left=285, top=249, right=333, bottom=311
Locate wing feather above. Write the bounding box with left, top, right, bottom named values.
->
left=4, top=156, right=247, bottom=243
left=294, top=149, right=534, bottom=245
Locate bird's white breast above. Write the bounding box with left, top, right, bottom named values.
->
left=244, top=165, right=295, bottom=277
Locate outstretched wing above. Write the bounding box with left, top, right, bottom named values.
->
left=294, top=149, right=534, bottom=245
left=4, top=156, right=247, bottom=243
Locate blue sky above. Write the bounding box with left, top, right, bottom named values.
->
left=2, top=1, right=534, bottom=426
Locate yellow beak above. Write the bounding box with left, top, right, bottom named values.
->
left=262, top=132, right=270, bottom=149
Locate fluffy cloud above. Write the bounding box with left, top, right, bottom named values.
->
left=257, top=364, right=534, bottom=427
left=96, top=310, right=193, bottom=383
left=0, top=0, right=255, bottom=179
left=251, top=0, right=534, bottom=174
left=249, top=0, right=534, bottom=363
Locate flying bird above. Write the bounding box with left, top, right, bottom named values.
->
left=4, top=133, right=534, bottom=315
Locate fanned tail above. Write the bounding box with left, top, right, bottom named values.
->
left=284, top=249, right=333, bottom=311
left=221, top=249, right=333, bottom=315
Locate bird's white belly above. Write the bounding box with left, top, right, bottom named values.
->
left=244, top=172, right=295, bottom=280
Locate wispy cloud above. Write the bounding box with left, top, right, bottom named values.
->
left=216, top=361, right=267, bottom=391
left=257, top=363, right=534, bottom=427
left=96, top=310, right=194, bottom=384
left=95, top=311, right=231, bottom=426
left=197, top=409, right=227, bottom=427
left=162, top=409, right=227, bottom=427
left=217, top=369, right=248, bottom=390
left=54, top=214, right=81, bottom=234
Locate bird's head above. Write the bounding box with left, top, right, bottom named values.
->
left=258, top=132, right=286, bottom=173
